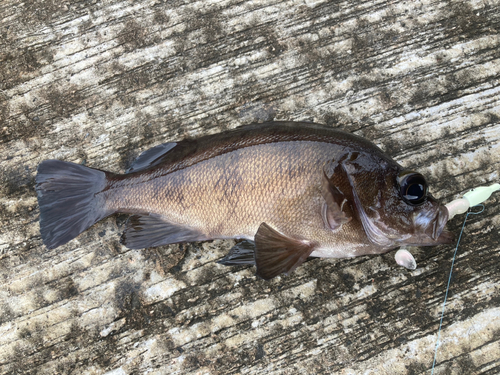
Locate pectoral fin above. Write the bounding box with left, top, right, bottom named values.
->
left=321, top=172, right=351, bottom=230
left=254, top=223, right=315, bottom=280
left=120, top=214, right=207, bottom=249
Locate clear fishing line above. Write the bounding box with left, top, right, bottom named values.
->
left=430, top=204, right=485, bottom=374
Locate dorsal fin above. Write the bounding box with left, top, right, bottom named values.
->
left=126, top=142, right=177, bottom=173
left=254, top=223, right=315, bottom=280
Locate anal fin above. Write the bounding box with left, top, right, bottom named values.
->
left=120, top=214, right=207, bottom=249
left=254, top=223, right=315, bottom=280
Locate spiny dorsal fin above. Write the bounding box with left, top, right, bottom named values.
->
left=254, top=223, right=315, bottom=280
left=120, top=214, right=207, bottom=249
left=126, top=142, right=177, bottom=173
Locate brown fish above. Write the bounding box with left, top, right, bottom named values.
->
left=36, top=122, right=453, bottom=279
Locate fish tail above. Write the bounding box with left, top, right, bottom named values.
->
left=36, top=160, right=113, bottom=249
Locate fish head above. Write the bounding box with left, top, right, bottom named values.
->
left=340, top=153, right=454, bottom=249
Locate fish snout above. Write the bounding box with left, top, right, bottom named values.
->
left=425, top=205, right=455, bottom=244
left=411, top=204, right=454, bottom=245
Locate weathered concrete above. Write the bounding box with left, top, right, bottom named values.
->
left=1, top=0, right=499, bottom=374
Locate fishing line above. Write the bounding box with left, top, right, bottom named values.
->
left=430, top=204, right=485, bottom=374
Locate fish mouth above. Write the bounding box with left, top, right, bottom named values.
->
left=425, top=205, right=455, bottom=244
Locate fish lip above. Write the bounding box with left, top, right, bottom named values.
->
left=429, top=205, right=455, bottom=244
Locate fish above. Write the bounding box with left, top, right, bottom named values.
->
left=35, top=122, right=453, bottom=280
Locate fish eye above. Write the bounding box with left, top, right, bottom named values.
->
left=398, top=171, right=428, bottom=205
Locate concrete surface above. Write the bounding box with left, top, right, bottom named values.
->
left=1, top=0, right=499, bottom=374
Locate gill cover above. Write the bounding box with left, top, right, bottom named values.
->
left=333, top=152, right=404, bottom=248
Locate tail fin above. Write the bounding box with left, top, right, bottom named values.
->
left=36, top=160, right=112, bottom=249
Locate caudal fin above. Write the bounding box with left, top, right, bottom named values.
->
left=36, top=160, right=112, bottom=249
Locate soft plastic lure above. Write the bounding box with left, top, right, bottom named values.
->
left=445, top=183, right=500, bottom=219
left=430, top=182, right=499, bottom=373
